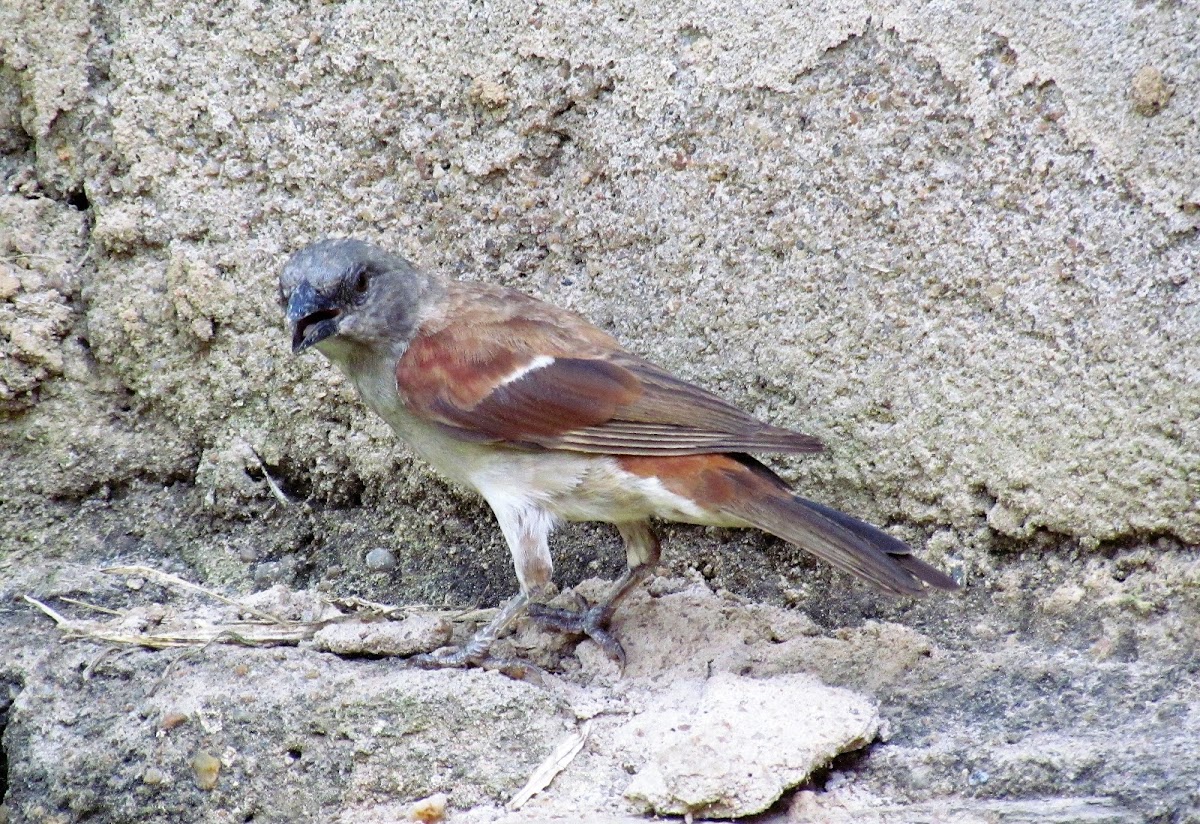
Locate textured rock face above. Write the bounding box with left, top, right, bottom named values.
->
left=622, top=672, right=880, bottom=818
left=1, top=0, right=1198, bottom=821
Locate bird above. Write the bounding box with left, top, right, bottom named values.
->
left=280, top=238, right=957, bottom=669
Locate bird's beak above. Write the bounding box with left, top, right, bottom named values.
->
left=287, top=281, right=341, bottom=354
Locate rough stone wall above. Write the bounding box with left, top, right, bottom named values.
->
left=1, top=0, right=1197, bottom=821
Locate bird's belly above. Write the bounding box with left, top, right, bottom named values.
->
left=362, top=393, right=598, bottom=507
left=423, top=439, right=733, bottom=529
left=544, top=456, right=738, bottom=528
left=340, top=357, right=736, bottom=526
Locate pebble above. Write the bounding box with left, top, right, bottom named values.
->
left=408, top=792, right=448, bottom=822
left=191, top=751, right=221, bottom=791
left=365, top=547, right=397, bottom=571
left=159, top=711, right=189, bottom=731
left=1131, top=65, right=1173, bottom=116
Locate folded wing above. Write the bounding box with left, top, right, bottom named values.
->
left=396, top=282, right=823, bottom=456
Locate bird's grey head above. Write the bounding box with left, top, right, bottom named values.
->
left=280, top=238, right=442, bottom=362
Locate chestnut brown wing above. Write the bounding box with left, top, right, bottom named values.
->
left=396, top=283, right=822, bottom=456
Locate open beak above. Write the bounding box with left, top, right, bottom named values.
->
left=287, top=281, right=341, bottom=354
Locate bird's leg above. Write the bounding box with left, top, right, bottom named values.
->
left=529, top=521, right=660, bottom=668
left=411, top=498, right=554, bottom=675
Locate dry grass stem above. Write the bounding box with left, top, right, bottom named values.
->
left=507, top=721, right=592, bottom=811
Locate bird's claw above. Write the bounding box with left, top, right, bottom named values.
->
left=527, top=602, right=626, bottom=669
left=407, top=646, right=542, bottom=683
left=408, top=646, right=476, bottom=669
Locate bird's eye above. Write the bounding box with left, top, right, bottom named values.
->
left=353, top=268, right=370, bottom=295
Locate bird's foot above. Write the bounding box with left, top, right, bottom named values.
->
left=407, top=643, right=483, bottom=669
left=407, top=645, right=541, bottom=683
left=404, top=592, right=543, bottom=682
left=527, top=600, right=625, bottom=669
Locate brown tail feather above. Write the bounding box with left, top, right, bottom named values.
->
left=719, top=457, right=959, bottom=596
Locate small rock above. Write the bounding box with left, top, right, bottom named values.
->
left=159, top=711, right=188, bottom=731
left=191, top=751, right=221, bottom=791
left=969, top=769, right=991, bottom=786
left=986, top=502, right=1026, bottom=536
left=407, top=791, right=449, bottom=822
left=623, top=673, right=879, bottom=819
left=1181, top=186, right=1200, bottom=215
left=190, top=316, right=214, bottom=341
left=365, top=547, right=397, bottom=572
left=313, top=614, right=452, bottom=657
left=469, top=77, right=508, bottom=108
left=142, top=767, right=168, bottom=786
left=1131, top=66, right=1173, bottom=116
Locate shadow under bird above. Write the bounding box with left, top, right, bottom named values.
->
left=280, top=238, right=957, bottom=669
